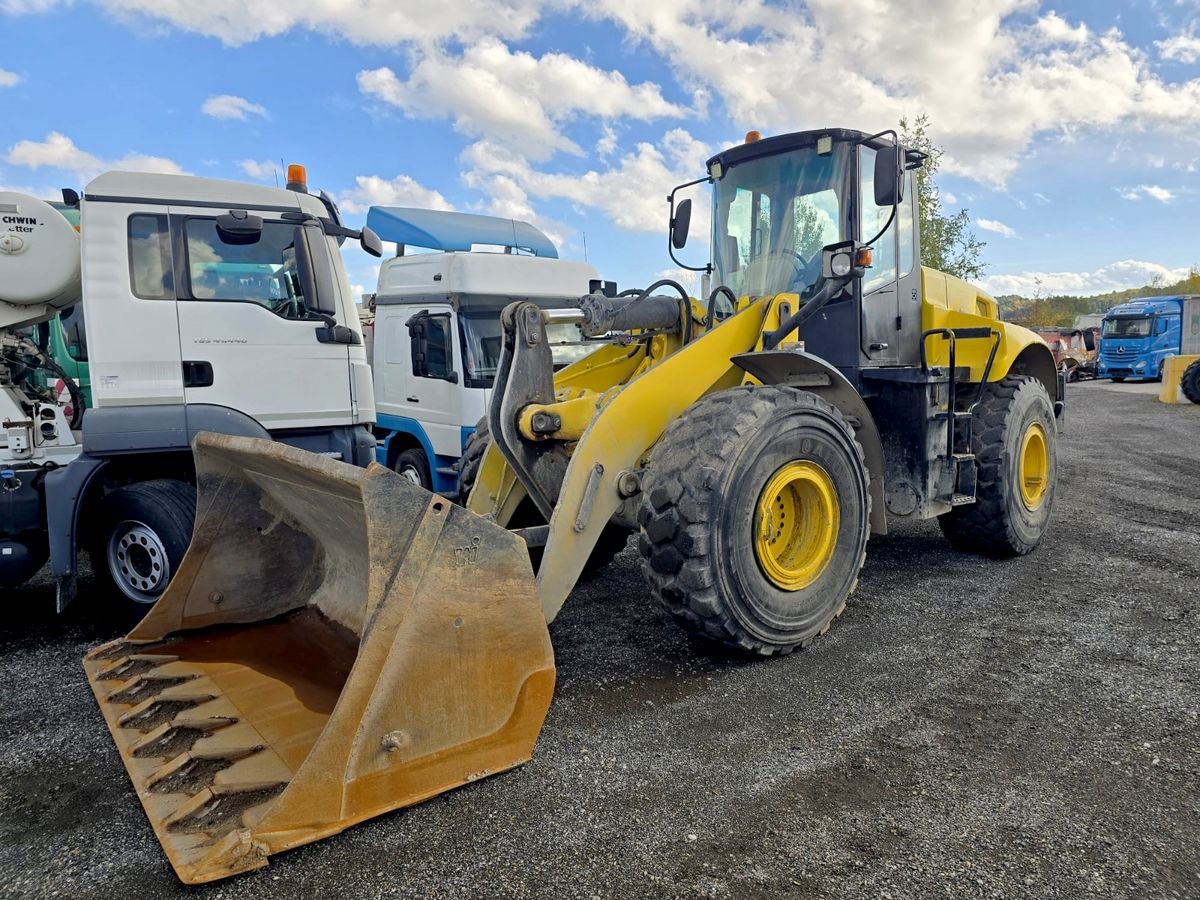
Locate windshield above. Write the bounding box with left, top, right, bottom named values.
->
left=460, top=307, right=595, bottom=388
left=1102, top=316, right=1151, bottom=338
left=184, top=218, right=329, bottom=320
left=712, top=145, right=846, bottom=299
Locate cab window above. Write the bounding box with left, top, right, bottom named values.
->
left=128, top=214, right=174, bottom=300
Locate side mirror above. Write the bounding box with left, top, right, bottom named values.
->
left=873, top=146, right=903, bottom=207
left=293, top=223, right=338, bottom=317
left=1082, top=330, right=1096, bottom=352
left=360, top=225, right=383, bottom=258
left=670, top=198, right=692, bottom=250
left=407, top=310, right=457, bottom=381
left=216, top=210, right=263, bottom=245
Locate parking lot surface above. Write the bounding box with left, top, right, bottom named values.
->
left=0, top=381, right=1197, bottom=899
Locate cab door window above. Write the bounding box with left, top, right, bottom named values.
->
left=410, top=313, right=454, bottom=380
left=179, top=217, right=321, bottom=320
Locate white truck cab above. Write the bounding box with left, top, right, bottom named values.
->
left=0, top=168, right=382, bottom=614
left=365, top=208, right=600, bottom=495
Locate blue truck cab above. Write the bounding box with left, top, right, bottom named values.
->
left=1097, top=296, right=1193, bottom=381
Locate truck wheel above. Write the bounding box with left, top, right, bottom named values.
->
left=1183, top=360, right=1200, bottom=404
left=458, top=417, right=629, bottom=576
left=393, top=448, right=431, bottom=489
left=939, top=376, right=1056, bottom=557
left=637, top=385, right=870, bottom=656
left=93, top=480, right=195, bottom=616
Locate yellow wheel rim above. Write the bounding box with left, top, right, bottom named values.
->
left=1018, top=421, right=1049, bottom=510
left=754, top=461, right=840, bottom=591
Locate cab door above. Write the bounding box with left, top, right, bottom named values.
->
left=401, top=304, right=463, bottom=460
left=170, top=209, right=353, bottom=431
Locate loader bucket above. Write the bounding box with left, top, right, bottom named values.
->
left=83, top=433, right=555, bottom=884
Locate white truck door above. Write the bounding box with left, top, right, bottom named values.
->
left=397, top=304, right=463, bottom=460
left=171, top=209, right=353, bottom=431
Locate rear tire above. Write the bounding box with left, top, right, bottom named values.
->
left=457, top=417, right=629, bottom=577
left=637, top=386, right=870, bottom=656
left=939, top=376, right=1056, bottom=557
left=394, top=447, right=432, bottom=489
left=92, top=480, right=195, bottom=619
left=1182, top=360, right=1200, bottom=405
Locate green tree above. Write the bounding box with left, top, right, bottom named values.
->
left=899, top=114, right=987, bottom=282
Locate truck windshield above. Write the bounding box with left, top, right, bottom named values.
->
left=712, top=146, right=846, bottom=299
left=460, top=308, right=593, bottom=388
left=1102, top=317, right=1151, bottom=338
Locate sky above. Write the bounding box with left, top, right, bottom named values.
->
left=1, top=0, right=1198, bottom=300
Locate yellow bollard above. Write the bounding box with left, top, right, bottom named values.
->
left=1159, top=354, right=1200, bottom=404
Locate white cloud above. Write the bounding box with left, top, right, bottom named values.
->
left=21, top=0, right=543, bottom=47
left=338, top=174, right=455, bottom=215
left=655, top=267, right=699, bottom=288
left=591, top=1, right=1200, bottom=186
left=1119, top=184, right=1174, bottom=202
left=0, top=68, right=18, bottom=88
left=202, top=94, right=267, bottom=120
left=1033, top=192, right=1050, bottom=204
left=5, top=132, right=185, bottom=181
left=942, top=191, right=958, bottom=205
left=239, top=159, right=279, bottom=181
left=461, top=128, right=711, bottom=235
left=1158, top=31, right=1200, bottom=64
left=977, top=218, right=1016, bottom=237
left=981, top=260, right=1192, bottom=297
left=358, top=38, right=685, bottom=162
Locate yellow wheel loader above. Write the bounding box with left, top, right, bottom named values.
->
left=84, top=127, right=1062, bottom=883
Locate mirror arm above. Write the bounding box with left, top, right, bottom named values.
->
left=762, top=275, right=852, bottom=350
left=666, top=176, right=713, bottom=274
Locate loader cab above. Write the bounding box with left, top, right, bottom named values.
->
left=698, top=129, right=923, bottom=374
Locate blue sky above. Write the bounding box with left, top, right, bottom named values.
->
left=2, top=0, right=1198, bottom=299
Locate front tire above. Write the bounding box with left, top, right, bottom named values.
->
left=92, top=480, right=195, bottom=618
left=939, top=376, right=1056, bottom=557
left=1181, top=360, right=1200, bottom=405
left=637, top=386, right=870, bottom=656
left=394, top=447, right=432, bottom=489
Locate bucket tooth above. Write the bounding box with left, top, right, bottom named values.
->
left=163, top=783, right=288, bottom=836
left=98, top=654, right=180, bottom=682
left=85, top=433, right=555, bottom=884
left=131, top=717, right=238, bottom=759
left=118, top=695, right=217, bottom=732
left=107, top=674, right=198, bottom=706
left=146, top=747, right=265, bottom=795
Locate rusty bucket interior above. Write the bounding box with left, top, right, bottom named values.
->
left=83, top=433, right=555, bottom=884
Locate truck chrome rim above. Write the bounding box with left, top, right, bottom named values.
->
left=1018, top=422, right=1049, bottom=510
left=754, top=461, right=840, bottom=591
left=398, top=464, right=424, bottom=486
left=108, top=520, right=170, bottom=604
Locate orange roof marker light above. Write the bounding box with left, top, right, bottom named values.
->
left=286, top=164, right=308, bottom=193
left=744, top=130, right=762, bottom=143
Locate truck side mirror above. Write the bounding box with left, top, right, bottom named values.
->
left=873, top=145, right=903, bottom=207
left=293, top=223, right=338, bottom=317
left=671, top=198, right=692, bottom=250
left=407, top=310, right=457, bottom=382
left=216, top=210, right=263, bottom=245
left=360, top=225, right=383, bottom=258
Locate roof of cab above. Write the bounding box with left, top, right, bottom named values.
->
left=84, top=172, right=326, bottom=216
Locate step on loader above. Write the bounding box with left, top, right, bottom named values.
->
left=85, top=127, right=1062, bottom=883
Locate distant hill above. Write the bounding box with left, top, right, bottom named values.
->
left=996, top=267, right=1200, bottom=327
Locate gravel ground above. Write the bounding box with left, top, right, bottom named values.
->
left=0, top=380, right=1197, bottom=899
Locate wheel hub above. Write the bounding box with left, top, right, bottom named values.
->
left=107, top=520, right=170, bottom=604
left=754, top=461, right=840, bottom=591
left=1018, top=422, right=1049, bottom=510
left=398, top=465, right=423, bottom=486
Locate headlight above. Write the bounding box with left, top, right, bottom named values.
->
left=830, top=253, right=852, bottom=277
left=1135, top=361, right=1146, bottom=370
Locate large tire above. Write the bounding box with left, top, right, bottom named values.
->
left=1182, top=360, right=1200, bottom=405
left=939, top=376, right=1056, bottom=557
left=637, top=385, right=870, bottom=656
left=457, top=417, right=629, bottom=576
left=91, top=479, right=196, bottom=619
